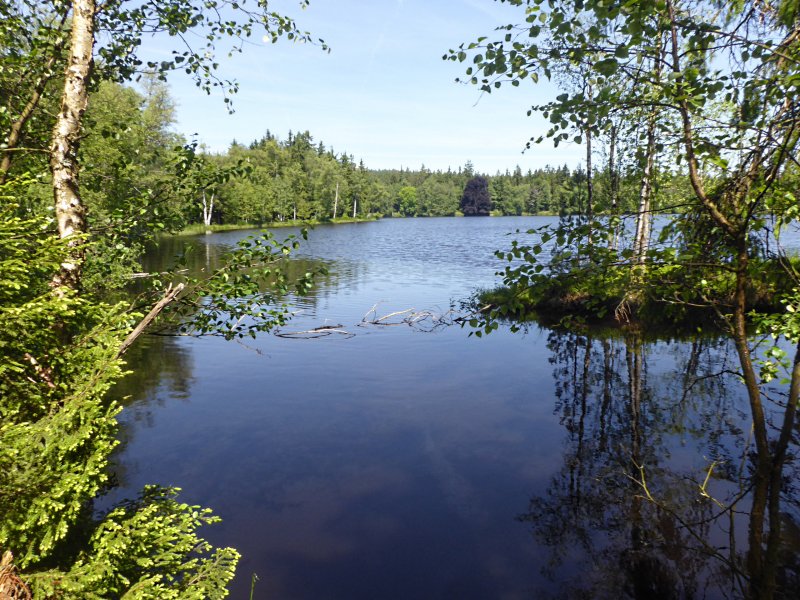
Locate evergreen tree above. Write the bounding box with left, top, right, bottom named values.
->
left=460, top=176, right=491, bottom=216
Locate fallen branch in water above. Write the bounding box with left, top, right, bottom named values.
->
left=361, top=303, right=417, bottom=324
left=276, top=324, right=354, bottom=339
left=127, top=269, right=188, bottom=279
left=362, top=307, right=416, bottom=326
left=360, top=304, right=458, bottom=332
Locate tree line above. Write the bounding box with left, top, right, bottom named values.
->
left=5, top=72, right=700, bottom=236
left=169, top=129, right=695, bottom=223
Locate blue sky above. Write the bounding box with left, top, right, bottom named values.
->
left=157, top=0, right=584, bottom=174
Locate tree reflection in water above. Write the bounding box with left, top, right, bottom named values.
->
left=522, top=329, right=799, bottom=599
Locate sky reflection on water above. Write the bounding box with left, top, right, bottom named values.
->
left=109, top=217, right=799, bottom=599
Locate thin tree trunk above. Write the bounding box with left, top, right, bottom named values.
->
left=202, top=191, right=214, bottom=227
left=333, top=181, right=339, bottom=219
left=353, top=197, right=357, bottom=218
left=754, top=339, right=800, bottom=598
left=1, top=59, right=58, bottom=184
left=0, top=9, right=68, bottom=185
left=632, top=115, right=656, bottom=265
left=584, top=93, right=593, bottom=223
left=608, top=122, right=619, bottom=250
left=666, top=0, right=735, bottom=237
left=50, top=0, right=96, bottom=291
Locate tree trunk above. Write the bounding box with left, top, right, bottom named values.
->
left=0, top=9, right=68, bottom=185
left=202, top=191, right=214, bottom=227
left=353, top=197, right=357, bottom=218
left=333, top=181, right=339, bottom=219
left=50, top=0, right=96, bottom=291
left=585, top=121, right=593, bottom=222
left=1, top=59, right=58, bottom=185
left=666, top=0, right=735, bottom=237
left=632, top=115, right=656, bottom=265
left=608, top=122, right=619, bottom=250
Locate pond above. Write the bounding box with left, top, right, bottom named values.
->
left=108, top=216, right=799, bottom=599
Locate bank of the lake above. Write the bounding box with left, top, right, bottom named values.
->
left=175, top=211, right=570, bottom=236
left=175, top=215, right=381, bottom=236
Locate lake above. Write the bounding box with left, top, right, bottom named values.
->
left=108, top=216, right=799, bottom=599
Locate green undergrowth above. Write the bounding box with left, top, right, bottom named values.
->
left=477, top=256, right=800, bottom=331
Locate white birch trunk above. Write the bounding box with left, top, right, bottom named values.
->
left=608, top=123, right=619, bottom=250
left=633, top=118, right=656, bottom=265
left=202, top=191, right=215, bottom=228
left=333, top=182, right=339, bottom=219
left=50, top=0, right=96, bottom=290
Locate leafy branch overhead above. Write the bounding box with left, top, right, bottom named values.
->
left=154, top=229, right=325, bottom=340
left=93, top=0, right=328, bottom=103
left=447, top=0, right=800, bottom=161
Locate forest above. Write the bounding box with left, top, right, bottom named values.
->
left=11, top=72, right=684, bottom=235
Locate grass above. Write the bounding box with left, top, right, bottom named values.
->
left=173, top=216, right=380, bottom=236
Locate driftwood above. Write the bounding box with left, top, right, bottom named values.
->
left=359, top=303, right=458, bottom=332
left=117, top=283, right=185, bottom=357
left=273, top=303, right=460, bottom=340
left=276, top=324, right=354, bottom=339
left=361, top=304, right=416, bottom=325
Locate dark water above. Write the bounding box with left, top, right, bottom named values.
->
left=109, top=217, right=799, bottom=599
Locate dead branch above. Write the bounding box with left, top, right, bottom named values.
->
left=358, top=306, right=459, bottom=332
left=117, top=283, right=185, bottom=357
left=364, top=307, right=416, bottom=324
left=276, top=324, right=353, bottom=339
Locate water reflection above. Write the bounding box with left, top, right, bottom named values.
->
left=139, top=232, right=367, bottom=323
left=524, top=329, right=799, bottom=599
left=110, top=219, right=800, bottom=599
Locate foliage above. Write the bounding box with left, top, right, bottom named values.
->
left=27, top=487, right=238, bottom=600
left=460, top=175, right=492, bottom=216
left=155, top=229, right=323, bottom=340
left=454, top=4, right=800, bottom=596
left=396, top=185, right=418, bottom=216
left=171, top=130, right=677, bottom=224
left=451, top=0, right=800, bottom=323
left=0, top=203, right=238, bottom=596
left=78, top=79, right=188, bottom=292
left=0, top=0, right=332, bottom=596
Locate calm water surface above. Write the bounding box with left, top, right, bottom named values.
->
left=109, top=217, right=799, bottom=599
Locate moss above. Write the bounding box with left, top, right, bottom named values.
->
left=478, top=256, right=800, bottom=330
